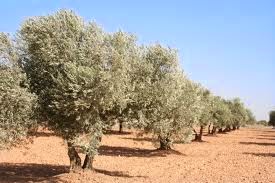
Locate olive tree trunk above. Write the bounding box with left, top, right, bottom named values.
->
left=223, top=125, right=231, bottom=132
left=67, top=142, right=81, bottom=171
left=119, top=120, right=123, bottom=133
left=159, top=136, right=171, bottom=150
left=82, top=154, right=94, bottom=170
left=211, top=126, right=217, bottom=135
left=208, top=124, right=211, bottom=134
left=194, top=126, right=204, bottom=141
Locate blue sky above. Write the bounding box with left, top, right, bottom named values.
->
left=0, top=0, right=274, bottom=120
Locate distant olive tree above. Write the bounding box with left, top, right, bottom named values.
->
left=258, top=120, right=268, bottom=126
left=0, top=33, right=37, bottom=149
left=129, top=45, right=199, bottom=149
left=193, top=88, right=214, bottom=141
left=210, top=97, right=232, bottom=134
left=223, top=98, right=247, bottom=131
left=246, top=108, right=256, bottom=125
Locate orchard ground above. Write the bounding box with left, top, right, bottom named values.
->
left=0, top=127, right=274, bottom=183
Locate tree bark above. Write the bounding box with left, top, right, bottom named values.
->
left=119, top=121, right=123, bottom=133
left=82, top=154, right=94, bottom=170
left=194, top=126, right=204, bottom=141
left=224, top=125, right=231, bottom=132
left=67, top=142, right=81, bottom=171
left=208, top=124, right=211, bottom=134
left=199, top=125, right=203, bottom=140
left=232, top=126, right=236, bottom=130
left=211, top=126, right=217, bottom=135
left=218, top=128, right=223, bottom=133
left=159, top=137, right=171, bottom=150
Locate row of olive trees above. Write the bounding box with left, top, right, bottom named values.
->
left=192, top=93, right=256, bottom=141
left=0, top=10, right=255, bottom=171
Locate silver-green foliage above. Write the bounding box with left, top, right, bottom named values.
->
left=212, top=97, right=232, bottom=128
left=196, top=88, right=215, bottom=127
left=226, top=98, right=248, bottom=128
left=0, top=33, right=36, bottom=149
left=19, top=10, right=137, bottom=157
left=130, top=45, right=199, bottom=148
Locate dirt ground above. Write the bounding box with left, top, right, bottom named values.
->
left=0, top=127, right=274, bottom=183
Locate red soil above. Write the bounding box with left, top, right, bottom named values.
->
left=0, top=127, right=274, bottom=183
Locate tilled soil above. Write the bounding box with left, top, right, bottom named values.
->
left=0, top=127, right=274, bottom=183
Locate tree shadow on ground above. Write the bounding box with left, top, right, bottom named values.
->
left=243, top=152, right=275, bottom=157
left=258, top=134, right=275, bottom=138
left=98, top=145, right=183, bottom=157
left=257, top=137, right=275, bottom=140
left=104, top=130, right=132, bottom=135
left=248, top=137, right=275, bottom=141
left=121, top=137, right=153, bottom=142
left=0, top=163, right=68, bottom=183
left=0, top=163, right=146, bottom=182
left=191, top=139, right=209, bottom=143
left=94, top=168, right=147, bottom=178
left=239, top=142, right=275, bottom=146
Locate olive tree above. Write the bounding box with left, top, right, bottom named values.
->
left=245, top=108, right=256, bottom=125
left=19, top=10, right=135, bottom=170
left=129, top=44, right=199, bottom=149
left=211, top=97, right=232, bottom=133
left=193, top=88, right=214, bottom=141
left=104, top=31, right=139, bottom=133
left=224, top=98, right=248, bottom=131
left=0, top=33, right=37, bottom=149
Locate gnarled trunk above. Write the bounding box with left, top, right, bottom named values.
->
left=194, top=126, right=204, bottom=141
left=218, top=128, right=223, bottom=133
left=82, top=154, right=94, bottom=170
left=232, top=126, right=236, bottom=130
left=208, top=124, right=211, bottom=134
left=119, top=121, right=123, bottom=133
left=159, top=136, right=171, bottom=150
left=211, top=126, right=217, bottom=135
left=224, top=125, right=231, bottom=132
left=67, top=142, right=81, bottom=171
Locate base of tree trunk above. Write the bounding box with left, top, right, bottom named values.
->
left=193, top=134, right=203, bottom=141
left=67, top=142, right=81, bottom=171
left=211, top=126, right=217, bottom=135
left=193, top=126, right=204, bottom=141
left=159, top=137, right=172, bottom=150
left=119, top=121, right=123, bottom=133
left=82, top=154, right=94, bottom=170
left=223, top=126, right=232, bottom=132
left=208, top=124, right=211, bottom=134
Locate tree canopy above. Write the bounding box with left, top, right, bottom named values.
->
left=0, top=33, right=37, bottom=149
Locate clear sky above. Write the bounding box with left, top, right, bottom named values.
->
left=0, top=0, right=274, bottom=120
